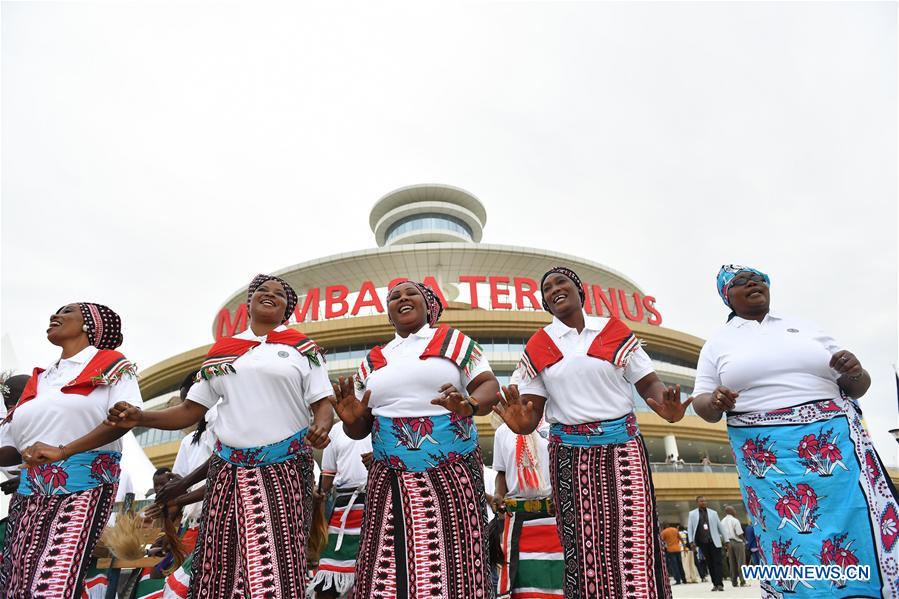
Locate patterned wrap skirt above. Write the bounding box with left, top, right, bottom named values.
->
left=548, top=414, right=671, bottom=599
left=728, top=397, right=899, bottom=598
left=188, top=429, right=315, bottom=599
left=356, top=412, right=493, bottom=599
left=497, top=500, right=564, bottom=599
left=308, top=488, right=366, bottom=597
left=0, top=450, right=120, bottom=598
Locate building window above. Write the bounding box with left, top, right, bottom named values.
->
left=385, top=214, right=473, bottom=244
left=132, top=427, right=183, bottom=448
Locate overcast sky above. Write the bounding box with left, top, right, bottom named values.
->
left=3, top=2, right=896, bottom=462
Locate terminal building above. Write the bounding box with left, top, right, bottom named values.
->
left=137, top=183, right=743, bottom=524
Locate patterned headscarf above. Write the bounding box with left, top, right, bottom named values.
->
left=716, top=264, right=771, bottom=307
left=247, top=274, right=298, bottom=323
left=540, top=266, right=586, bottom=312
left=77, top=303, right=124, bottom=350
left=389, top=280, right=444, bottom=325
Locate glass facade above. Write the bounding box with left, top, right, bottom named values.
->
left=385, top=213, right=473, bottom=244
left=133, top=426, right=183, bottom=448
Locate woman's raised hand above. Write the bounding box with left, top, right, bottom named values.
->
left=492, top=385, right=537, bottom=434
left=646, top=384, right=693, bottom=423
left=105, top=401, right=142, bottom=428
left=330, top=377, right=371, bottom=425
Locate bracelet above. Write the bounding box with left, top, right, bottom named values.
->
left=58, top=445, right=68, bottom=460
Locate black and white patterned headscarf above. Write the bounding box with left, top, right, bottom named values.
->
left=247, top=274, right=298, bottom=323
left=77, top=303, right=124, bottom=350
left=389, top=280, right=444, bottom=325
left=540, top=266, right=586, bottom=312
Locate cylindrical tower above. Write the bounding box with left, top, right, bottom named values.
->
left=369, top=183, right=487, bottom=246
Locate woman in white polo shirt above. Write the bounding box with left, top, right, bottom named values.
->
left=495, top=266, right=692, bottom=599
left=692, top=264, right=899, bottom=598
left=0, top=302, right=141, bottom=597
left=107, top=274, right=335, bottom=598
left=331, top=280, right=500, bottom=598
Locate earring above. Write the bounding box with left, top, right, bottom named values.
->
left=82, top=325, right=89, bottom=332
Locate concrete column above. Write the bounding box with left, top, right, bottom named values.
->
left=664, top=434, right=679, bottom=461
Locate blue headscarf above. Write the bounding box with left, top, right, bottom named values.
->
left=716, top=264, right=770, bottom=307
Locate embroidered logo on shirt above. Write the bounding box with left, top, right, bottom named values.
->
left=787, top=328, right=799, bottom=333
left=278, top=351, right=290, bottom=358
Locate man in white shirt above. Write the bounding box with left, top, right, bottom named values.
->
left=720, top=505, right=747, bottom=588
left=492, top=421, right=563, bottom=599
left=310, top=426, right=372, bottom=599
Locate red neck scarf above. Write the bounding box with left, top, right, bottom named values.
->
left=354, top=325, right=483, bottom=391
left=196, top=328, right=322, bottom=382
left=8, top=350, right=135, bottom=421
left=517, top=317, right=641, bottom=381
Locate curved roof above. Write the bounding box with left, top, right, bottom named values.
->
left=214, top=242, right=649, bottom=334
left=369, top=183, right=487, bottom=230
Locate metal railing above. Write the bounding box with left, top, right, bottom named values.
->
left=650, top=462, right=737, bottom=474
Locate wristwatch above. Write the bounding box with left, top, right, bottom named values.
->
left=466, top=397, right=479, bottom=418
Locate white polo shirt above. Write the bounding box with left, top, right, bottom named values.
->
left=187, top=326, right=333, bottom=448
left=693, top=312, right=842, bottom=413
left=492, top=423, right=552, bottom=499
left=320, top=426, right=371, bottom=490
left=516, top=314, right=655, bottom=424
left=8, top=345, right=143, bottom=452
left=356, top=324, right=493, bottom=418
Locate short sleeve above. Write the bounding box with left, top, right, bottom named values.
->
left=623, top=347, right=655, bottom=384
left=0, top=423, right=16, bottom=453
left=172, top=437, right=191, bottom=477
left=302, top=360, right=333, bottom=406
left=516, top=368, right=548, bottom=398
left=186, top=378, right=219, bottom=409
left=462, top=353, right=494, bottom=388
left=106, top=374, right=144, bottom=410
left=692, top=343, right=721, bottom=396
left=492, top=426, right=508, bottom=473
left=321, top=440, right=338, bottom=476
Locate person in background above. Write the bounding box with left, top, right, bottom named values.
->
left=309, top=426, right=372, bottom=599
left=661, top=523, right=686, bottom=585
left=687, top=496, right=725, bottom=592
left=720, top=505, right=747, bottom=588
left=701, top=455, right=713, bottom=473
left=679, top=525, right=699, bottom=583
left=692, top=264, right=899, bottom=598
left=743, top=522, right=760, bottom=566
left=0, top=374, right=28, bottom=495
left=0, top=302, right=141, bottom=597
left=492, top=417, right=563, bottom=599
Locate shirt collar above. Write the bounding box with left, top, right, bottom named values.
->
left=392, top=324, right=434, bottom=344
left=728, top=309, right=782, bottom=329
left=546, top=311, right=605, bottom=338
left=235, top=324, right=287, bottom=341
left=49, top=344, right=98, bottom=369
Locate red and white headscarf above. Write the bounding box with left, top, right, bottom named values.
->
left=247, top=273, right=298, bottom=324
left=77, top=302, right=123, bottom=350
left=389, top=280, right=444, bottom=325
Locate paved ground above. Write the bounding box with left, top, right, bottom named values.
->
left=672, top=581, right=761, bottom=598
